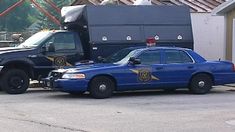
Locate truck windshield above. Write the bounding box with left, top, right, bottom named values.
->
left=18, top=32, right=52, bottom=48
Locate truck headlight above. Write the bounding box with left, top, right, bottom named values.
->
left=62, top=73, right=86, bottom=79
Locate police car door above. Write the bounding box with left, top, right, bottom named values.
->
left=162, top=49, right=195, bottom=86
left=130, top=49, right=164, bottom=89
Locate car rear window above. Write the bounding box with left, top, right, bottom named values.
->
left=165, top=50, right=193, bottom=64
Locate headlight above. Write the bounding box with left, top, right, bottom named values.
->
left=62, top=73, right=86, bottom=79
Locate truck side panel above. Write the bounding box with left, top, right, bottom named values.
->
left=84, top=5, right=193, bottom=49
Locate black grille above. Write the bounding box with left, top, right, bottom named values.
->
left=49, top=71, right=64, bottom=79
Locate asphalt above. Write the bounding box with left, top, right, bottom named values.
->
left=0, top=86, right=235, bottom=132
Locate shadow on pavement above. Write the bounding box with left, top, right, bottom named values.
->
left=0, top=87, right=234, bottom=99
left=46, top=89, right=227, bottom=100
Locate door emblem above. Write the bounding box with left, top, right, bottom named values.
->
left=138, top=69, right=152, bottom=82
left=54, top=56, right=66, bottom=67
left=130, top=69, right=159, bottom=82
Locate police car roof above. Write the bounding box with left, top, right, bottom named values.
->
left=125, top=46, right=191, bottom=51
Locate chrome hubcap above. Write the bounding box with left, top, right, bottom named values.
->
left=198, top=81, right=205, bottom=87
left=99, top=84, right=107, bottom=91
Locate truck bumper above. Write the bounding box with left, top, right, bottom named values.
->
left=0, top=66, right=3, bottom=72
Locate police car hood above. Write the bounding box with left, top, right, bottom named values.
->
left=65, top=63, right=120, bottom=73
left=75, top=63, right=118, bottom=70
left=0, top=47, right=33, bottom=54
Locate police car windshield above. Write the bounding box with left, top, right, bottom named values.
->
left=104, top=48, right=133, bottom=63
left=114, top=50, right=139, bottom=65
left=18, top=32, right=52, bottom=48
left=104, top=48, right=140, bottom=64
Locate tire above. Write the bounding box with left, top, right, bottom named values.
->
left=189, top=74, right=212, bottom=94
left=89, top=76, right=115, bottom=99
left=2, top=69, right=29, bottom=94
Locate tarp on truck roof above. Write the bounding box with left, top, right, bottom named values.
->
left=62, top=5, right=193, bottom=49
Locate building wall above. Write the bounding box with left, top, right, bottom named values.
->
left=191, top=13, right=225, bottom=60
left=226, top=8, right=235, bottom=61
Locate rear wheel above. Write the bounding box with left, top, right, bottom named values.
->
left=2, top=69, right=29, bottom=94
left=189, top=74, right=212, bottom=94
left=89, top=76, right=115, bottom=99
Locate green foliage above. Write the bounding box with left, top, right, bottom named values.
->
left=0, top=0, right=35, bottom=32
left=36, top=0, right=76, bottom=30
left=0, top=0, right=75, bottom=32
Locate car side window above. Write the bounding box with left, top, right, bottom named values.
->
left=44, top=33, right=76, bottom=52
left=165, top=50, right=193, bottom=64
left=180, top=51, right=193, bottom=63
left=137, top=50, right=161, bottom=65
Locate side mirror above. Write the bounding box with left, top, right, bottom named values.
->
left=129, top=57, right=141, bottom=65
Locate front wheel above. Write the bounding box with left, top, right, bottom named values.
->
left=89, top=76, right=115, bottom=99
left=189, top=74, right=213, bottom=94
left=2, top=69, right=29, bottom=94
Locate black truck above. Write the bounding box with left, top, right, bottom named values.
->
left=0, top=5, right=193, bottom=94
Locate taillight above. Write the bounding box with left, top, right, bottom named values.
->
left=233, top=64, right=235, bottom=71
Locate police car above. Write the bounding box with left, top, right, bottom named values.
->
left=44, top=44, right=235, bottom=99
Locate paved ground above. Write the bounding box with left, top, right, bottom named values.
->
left=0, top=86, right=235, bottom=132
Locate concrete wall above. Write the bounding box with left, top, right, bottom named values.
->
left=191, top=13, right=225, bottom=60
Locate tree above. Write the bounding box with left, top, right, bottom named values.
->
left=0, top=0, right=35, bottom=32
left=36, top=0, right=75, bottom=30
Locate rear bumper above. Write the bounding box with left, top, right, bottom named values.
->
left=214, top=73, right=235, bottom=85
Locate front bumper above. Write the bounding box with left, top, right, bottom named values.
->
left=42, top=76, right=58, bottom=89
left=42, top=77, right=89, bottom=92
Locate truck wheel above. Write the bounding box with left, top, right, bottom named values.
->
left=2, top=69, right=29, bottom=94
left=189, top=74, right=212, bottom=94
left=89, top=76, right=115, bottom=99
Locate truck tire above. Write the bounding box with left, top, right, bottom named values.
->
left=89, top=76, right=115, bottom=99
left=189, top=74, right=212, bottom=94
left=2, top=69, right=29, bottom=94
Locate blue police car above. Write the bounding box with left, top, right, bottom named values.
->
left=45, top=46, right=235, bottom=98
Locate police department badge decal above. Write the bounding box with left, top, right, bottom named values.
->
left=54, top=56, right=66, bottom=67
left=138, top=69, right=152, bottom=82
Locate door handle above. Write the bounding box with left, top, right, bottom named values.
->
left=156, top=67, right=163, bottom=70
